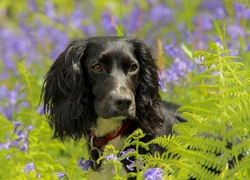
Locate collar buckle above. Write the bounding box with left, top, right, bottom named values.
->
left=93, top=137, right=108, bottom=148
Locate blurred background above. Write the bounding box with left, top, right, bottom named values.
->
left=0, top=0, right=250, bottom=179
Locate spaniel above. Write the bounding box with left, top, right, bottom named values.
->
left=41, top=36, right=185, bottom=179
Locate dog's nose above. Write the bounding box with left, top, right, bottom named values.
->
left=113, top=96, right=132, bottom=111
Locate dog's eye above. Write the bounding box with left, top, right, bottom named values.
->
left=92, top=64, right=104, bottom=72
left=129, top=64, right=138, bottom=73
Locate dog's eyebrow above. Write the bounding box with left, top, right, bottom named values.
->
left=100, top=52, right=112, bottom=62
left=122, top=52, right=138, bottom=64
left=98, top=53, right=113, bottom=71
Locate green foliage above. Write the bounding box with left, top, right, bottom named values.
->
left=100, top=43, right=250, bottom=179
left=0, top=62, right=89, bottom=179
left=175, top=43, right=250, bottom=178
left=1, top=1, right=250, bottom=179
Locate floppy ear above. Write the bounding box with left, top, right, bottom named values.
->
left=41, top=39, right=96, bottom=141
left=131, top=38, right=163, bottom=135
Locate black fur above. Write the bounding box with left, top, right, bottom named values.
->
left=41, top=36, right=184, bottom=175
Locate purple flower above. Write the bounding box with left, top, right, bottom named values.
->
left=126, top=157, right=136, bottom=171
left=23, top=162, right=36, bottom=173
left=101, top=12, right=118, bottom=34
left=0, top=86, right=20, bottom=119
left=126, top=157, right=144, bottom=172
left=164, top=42, right=179, bottom=59
left=201, top=0, right=226, bottom=19
left=159, top=57, right=195, bottom=90
left=227, top=25, right=245, bottom=40
left=22, top=162, right=42, bottom=178
left=246, top=44, right=250, bottom=51
left=44, top=0, right=55, bottom=18
left=228, top=43, right=239, bottom=56
left=143, top=168, right=164, bottom=180
left=28, top=125, right=34, bottom=131
left=70, top=8, right=86, bottom=29
left=119, top=148, right=135, bottom=157
left=193, top=14, right=213, bottom=31
left=6, top=154, right=11, bottom=160
left=123, top=4, right=142, bottom=33
left=82, top=25, right=97, bottom=36
left=1, top=121, right=34, bottom=151
left=78, top=157, right=92, bottom=171
left=148, top=4, right=173, bottom=25
left=57, top=172, right=67, bottom=178
left=28, top=0, right=38, bottom=12
left=106, top=154, right=118, bottom=161
left=234, top=2, right=250, bottom=19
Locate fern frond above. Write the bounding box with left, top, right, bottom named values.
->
left=174, top=42, right=250, bottom=178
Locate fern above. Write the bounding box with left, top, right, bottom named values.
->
left=101, top=43, right=250, bottom=179
left=175, top=43, right=250, bottom=178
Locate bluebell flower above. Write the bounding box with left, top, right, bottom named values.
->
left=44, top=0, right=55, bottom=18
left=228, top=43, right=239, bottom=56
left=23, top=162, right=36, bottom=173
left=70, top=8, right=86, bottom=29
left=234, top=2, right=250, bottom=20
left=82, top=25, right=97, bottom=36
left=159, top=56, right=195, bottom=90
left=19, top=140, right=28, bottom=151
left=1, top=121, right=33, bottom=151
left=28, top=125, right=34, bottom=131
left=126, top=157, right=136, bottom=171
left=0, top=142, right=8, bottom=150
left=246, top=44, right=250, bottom=51
left=13, top=121, right=23, bottom=134
left=119, top=148, right=135, bottom=157
left=193, top=14, right=213, bottom=31
left=10, top=137, right=22, bottom=147
left=78, top=157, right=92, bottom=171
left=37, top=106, right=44, bottom=115
left=126, top=156, right=144, bottom=172
left=148, top=4, right=173, bottom=25
left=227, top=25, right=244, bottom=40
left=28, top=0, right=38, bottom=12
left=143, top=168, right=164, bottom=180
left=123, top=4, right=142, bottom=33
left=101, top=12, right=118, bottom=34
left=0, top=89, right=17, bottom=119
left=164, top=42, right=180, bottom=59
left=6, top=154, right=11, bottom=160
left=57, top=172, right=67, bottom=178
left=106, top=154, right=118, bottom=161
left=201, top=0, right=226, bottom=19
left=22, top=162, right=42, bottom=178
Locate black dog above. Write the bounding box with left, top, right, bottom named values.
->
left=41, top=36, right=185, bottom=179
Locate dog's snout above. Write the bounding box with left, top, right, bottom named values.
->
left=113, top=95, right=132, bottom=111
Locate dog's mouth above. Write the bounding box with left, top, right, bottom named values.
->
left=111, top=108, right=136, bottom=120
left=96, top=105, right=136, bottom=120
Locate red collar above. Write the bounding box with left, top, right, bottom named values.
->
left=89, top=120, right=132, bottom=148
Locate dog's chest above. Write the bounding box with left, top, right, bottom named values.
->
left=89, top=135, right=127, bottom=180
left=89, top=117, right=128, bottom=179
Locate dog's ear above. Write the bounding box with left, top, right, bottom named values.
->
left=41, top=39, right=95, bottom=141
left=131, top=38, right=163, bottom=135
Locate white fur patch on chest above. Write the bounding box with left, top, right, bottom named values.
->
left=92, top=116, right=126, bottom=137
left=90, top=117, right=128, bottom=179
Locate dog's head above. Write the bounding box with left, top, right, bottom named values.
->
left=42, top=36, right=162, bottom=140
left=83, top=37, right=139, bottom=119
